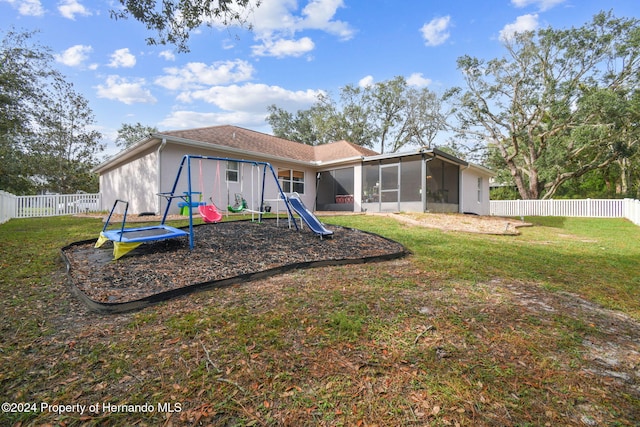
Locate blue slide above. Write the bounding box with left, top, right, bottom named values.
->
left=287, top=193, right=334, bottom=238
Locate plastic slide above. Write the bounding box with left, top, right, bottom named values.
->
left=287, top=193, right=334, bottom=238
left=199, top=204, right=223, bottom=223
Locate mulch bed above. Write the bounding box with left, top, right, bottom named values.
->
left=61, top=219, right=407, bottom=313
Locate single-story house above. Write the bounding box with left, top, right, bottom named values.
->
left=93, top=125, right=493, bottom=216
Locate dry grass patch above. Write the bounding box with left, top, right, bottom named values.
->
left=383, top=212, right=532, bottom=235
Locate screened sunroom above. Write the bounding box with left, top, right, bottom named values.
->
left=359, top=150, right=463, bottom=214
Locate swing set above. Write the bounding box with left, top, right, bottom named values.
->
left=96, top=154, right=297, bottom=259
left=197, top=156, right=269, bottom=217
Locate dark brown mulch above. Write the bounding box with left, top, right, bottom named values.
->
left=61, top=219, right=407, bottom=312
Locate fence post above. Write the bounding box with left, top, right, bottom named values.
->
left=0, top=190, right=17, bottom=224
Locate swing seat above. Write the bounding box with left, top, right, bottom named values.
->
left=199, top=204, right=223, bottom=223
left=227, top=194, right=248, bottom=213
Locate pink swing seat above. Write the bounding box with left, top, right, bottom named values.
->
left=198, top=204, right=223, bottom=223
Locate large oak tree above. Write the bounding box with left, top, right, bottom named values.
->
left=446, top=11, right=640, bottom=199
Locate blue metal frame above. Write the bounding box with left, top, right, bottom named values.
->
left=101, top=199, right=188, bottom=243
left=163, top=155, right=298, bottom=249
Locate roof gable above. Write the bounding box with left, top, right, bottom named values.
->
left=314, top=140, right=379, bottom=162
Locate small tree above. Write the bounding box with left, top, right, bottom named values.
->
left=37, top=79, right=104, bottom=194
left=0, top=29, right=103, bottom=194
left=116, top=122, right=158, bottom=149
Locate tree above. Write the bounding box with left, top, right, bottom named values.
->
left=368, top=78, right=407, bottom=153
left=111, top=0, right=261, bottom=53
left=541, top=86, right=640, bottom=198
left=0, top=30, right=56, bottom=193
left=446, top=11, right=640, bottom=199
left=266, top=94, right=344, bottom=146
left=37, top=79, right=104, bottom=194
left=116, top=122, right=158, bottom=149
left=267, top=77, right=447, bottom=153
left=0, top=29, right=104, bottom=194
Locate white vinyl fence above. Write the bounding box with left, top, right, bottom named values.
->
left=0, top=192, right=102, bottom=224
left=0, top=190, right=15, bottom=225
left=491, top=198, right=640, bottom=226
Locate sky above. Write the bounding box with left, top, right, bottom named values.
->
left=1, top=0, right=639, bottom=157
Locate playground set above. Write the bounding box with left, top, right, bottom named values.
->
left=95, top=155, right=333, bottom=259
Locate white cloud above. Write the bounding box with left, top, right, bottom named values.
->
left=54, top=44, right=92, bottom=67
left=57, top=0, right=90, bottom=19
left=108, top=48, right=136, bottom=68
left=242, top=0, right=353, bottom=58
left=298, top=0, right=354, bottom=39
left=407, top=73, right=432, bottom=88
left=95, top=75, right=157, bottom=105
left=154, top=60, right=255, bottom=91
left=358, top=75, right=374, bottom=88
left=159, top=110, right=267, bottom=130
left=499, top=14, right=538, bottom=42
left=1, top=0, right=44, bottom=16
left=177, top=83, right=322, bottom=113
left=246, top=0, right=353, bottom=38
left=420, top=16, right=451, bottom=47
left=511, top=0, right=565, bottom=12
left=159, top=50, right=176, bottom=61
left=252, top=37, right=314, bottom=58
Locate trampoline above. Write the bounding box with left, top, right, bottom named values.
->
left=101, top=225, right=188, bottom=242
left=96, top=200, right=190, bottom=259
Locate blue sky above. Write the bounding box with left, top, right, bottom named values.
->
left=1, top=0, right=639, bottom=156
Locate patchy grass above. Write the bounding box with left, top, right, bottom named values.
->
left=1, top=214, right=639, bottom=426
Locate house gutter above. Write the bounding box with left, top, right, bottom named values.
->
left=156, top=137, right=167, bottom=213
left=314, top=156, right=366, bottom=168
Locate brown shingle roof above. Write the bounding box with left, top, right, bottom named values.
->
left=158, top=125, right=379, bottom=163
left=314, top=140, right=379, bottom=162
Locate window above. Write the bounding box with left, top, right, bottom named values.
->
left=278, top=168, right=305, bottom=193
left=477, top=177, right=483, bottom=203
left=226, top=161, right=239, bottom=182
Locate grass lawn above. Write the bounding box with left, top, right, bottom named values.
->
left=1, top=214, right=639, bottom=426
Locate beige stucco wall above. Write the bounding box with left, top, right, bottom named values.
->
left=99, top=148, right=159, bottom=214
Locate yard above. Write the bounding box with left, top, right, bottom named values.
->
left=1, top=213, right=639, bottom=426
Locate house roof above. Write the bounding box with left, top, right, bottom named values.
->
left=157, top=125, right=379, bottom=163
left=94, top=125, right=380, bottom=173
left=93, top=124, right=492, bottom=176
left=158, top=125, right=317, bottom=162
left=314, top=139, right=379, bottom=162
